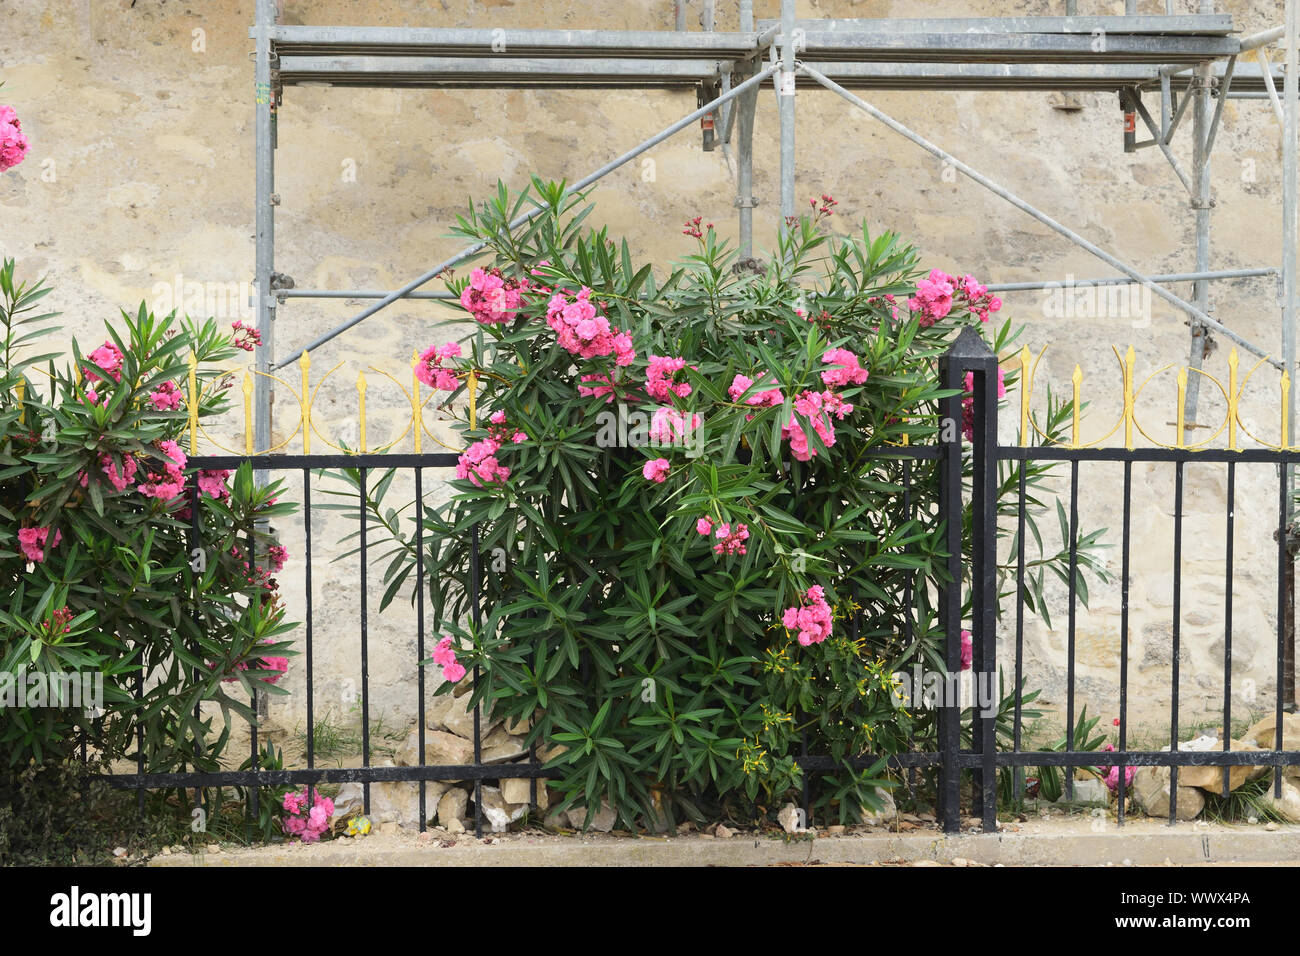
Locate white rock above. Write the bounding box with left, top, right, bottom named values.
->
left=396, top=729, right=474, bottom=769
left=474, top=785, right=528, bottom=831
left=1263, top=781, right=1300, bottom=823
left=778, top=802, right=806, bottom=834
left=714, top=824, right=734, bottom=839
left=1058, top=777, right=1109, bottom=807
left=1131, top=767, right=1204, bottom=821
left=500, top=777, right=546, bottom=809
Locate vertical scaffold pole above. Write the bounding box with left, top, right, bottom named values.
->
left=778, top=0, right=796, bottom=232
left=737, top=0, right=758, bottom=259
left=253, top=0, right=276, bottom=475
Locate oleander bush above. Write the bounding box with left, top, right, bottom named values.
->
left=0, top=258, right=297, bottom=779
left=333, top=179, right=1110, bottom=830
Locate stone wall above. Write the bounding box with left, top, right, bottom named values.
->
left=3, top=0, right=1295, bottom=759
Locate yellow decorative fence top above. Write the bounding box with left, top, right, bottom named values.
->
left=184, top=344, right=1293, bottom=456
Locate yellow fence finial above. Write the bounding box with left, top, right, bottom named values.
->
left=1019, top=345, right=1031, bottom=447
left=187, top=351, right=199, bottom=453
left=299, top=351, right=312, bottom=454
left=357, top=370, right=368, bottom=453
left=1227, top=348, right=1239, bottom=452
left=1124, top=346, right=1135, bottom=451
left=468, top=370, right=479, bottom=431
left=411, top=350, right=423, bottom=454
left=1071, top=364, right=1083, bottom=448
left=242, top=370, right=254, bottom=455
left=15, top=378, right=24, bottom=427
left=1176, top=367, right=1188, bottom=448
left=1282, top=369, right=1291, bottom=451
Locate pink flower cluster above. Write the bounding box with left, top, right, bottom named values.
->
left=1102, top=743, right=1136, bottom=793
left=137, top=439, right=187, bottom=501
left=416, top=342, right=462, bottom=391
left=908, top=270, right=1002, bottom=327
left=645, top=354, right=693, bottom=402
left=908, top=270, right=956, bottom=327
left=960, top=629, right=973, bottom=671
left=80, top=452, right=138, bottom=493
left=460, top=267, right=528, bottom=326
left=456, top=413, right=525, bottom=489
left=268, top=544, right=289, bottom=574
left=231, top=320, right=261, bottom=351
left=781, top=389, right=854, bottom=462
left=545, top=288, right=635, bottom=365
left=197, top=468, right=232, bottom=501
left=149, top=379, right=183, bottom=411
left=696, top=516, right=749, bottom=556
left=18, top=526, right=62, bottom=563
left=642, top=458, right=670, bottom=483
left=577, top=372, right=618, bottom=403
left=955, top=273, right=1002, bottom=324
left=820, top=348, right=869, bottom=388
left=648, top=406, right=700, bottom=446
left=282, top=789, right=334, bottom=842
left=960, top=367, right=1008, bottom=441
left=782, top=585, right=833, bottom=646
left=682, top=216, right=712, bottom=239
left=0, top=105, right=29, bottom=173
left=867, top=293, right=901, bottom=323
left=728, top=372, right=784, bottom=412
left=83, top=341, right=124, bottom=405
left=433, top=635, right=466, bottom=683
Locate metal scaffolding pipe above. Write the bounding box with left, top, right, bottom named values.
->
left=1184, top=58, right=1213, bottom=421
left=986, top=268, right=1278, bottom=293
left=276, top=63, right=779, bottom=368
left=779, top=0, right=796, bottom=228
left=253, top=0, right=276, bottom=468
left=799, top=63, right=1280, bottom=368
left=1239, top=25, right=1285, bottom=53
left=279, top=289, right=456, bottom=300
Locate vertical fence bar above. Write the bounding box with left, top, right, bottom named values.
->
left=1222, top=461, right=1235, bottom=797
left=972, top=350, right=999, bottom=832
left=1065, top=459, right=1080, bottom=800
left=246, top=515, right=259, bottom=832
left=1278, top=464, right=1289, bottom=798
left=1118, top=460, right=1133, bottom=824
left=416, top=467, right=427, bottom=831
left=1013, top=459, right=1027, bottom=804
left=1170, top=460, right=1185, bottom=823
left=937, top=345, right=963, bottom=833
left=470, top=522, right=483, bottom=837
left=903, top=458, right=919, bottom=803
left=303, top=467, right=315, bottom=816
left=188, top=474, right=205, bottom=822
left=359, top=466, right=370, bottom=815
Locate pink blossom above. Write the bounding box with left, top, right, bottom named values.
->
left=545, top=288, right=636, bottom=364
left=149, top=379, right=183, bottom=411
left=781, top=390, right=844, bottom=462
left=84, top=342, right=124, bottom=385
left=712, top=522, right=749, bottom=556
left=17, top=526, right=62, bottom=563
left=0, top=105, right=30, bottom=173
left=648, top=406, right=700, bottom=446
left=782, top=584, right=833, bottom=646
left=433, top=635, right=456, bottom=668
left=443, top=660, right=467, bottom=683
left=416, top=342, right=462, bottom=391
left=960, top=366, right=1008, bottom=441
left=268, top=544, right=288, bottom=573
left=137, top=439, right=188, bottom=501
left=820, top=348, right=869, bottom=387
left=197, top=468, right=231, bottom=500
left=1102, top=744, right=1136, bottom=793
left=456, top=437, right=510, bottom=487
left=728, top=372, right=784, bottom=412
left=696, top=517, right=713, bottom=536
left=460, top=267, right=527, bottom=325
left=80, top=453, right=139, bottom=493
left=907, top=269, right=956, bottom=327
left=645, top=354, right=693, bottom=402
left=642, top=458, right=670, bottom=483
left=960, top=630, right=973, bottom=671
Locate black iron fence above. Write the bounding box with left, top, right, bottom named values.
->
left=98, top=331, right=1300, bottom=836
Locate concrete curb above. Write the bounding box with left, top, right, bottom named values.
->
left=148, top=824, right=1300, bottom=867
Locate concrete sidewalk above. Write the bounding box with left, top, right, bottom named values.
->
left=147, top=818, right=1300, bottom=867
